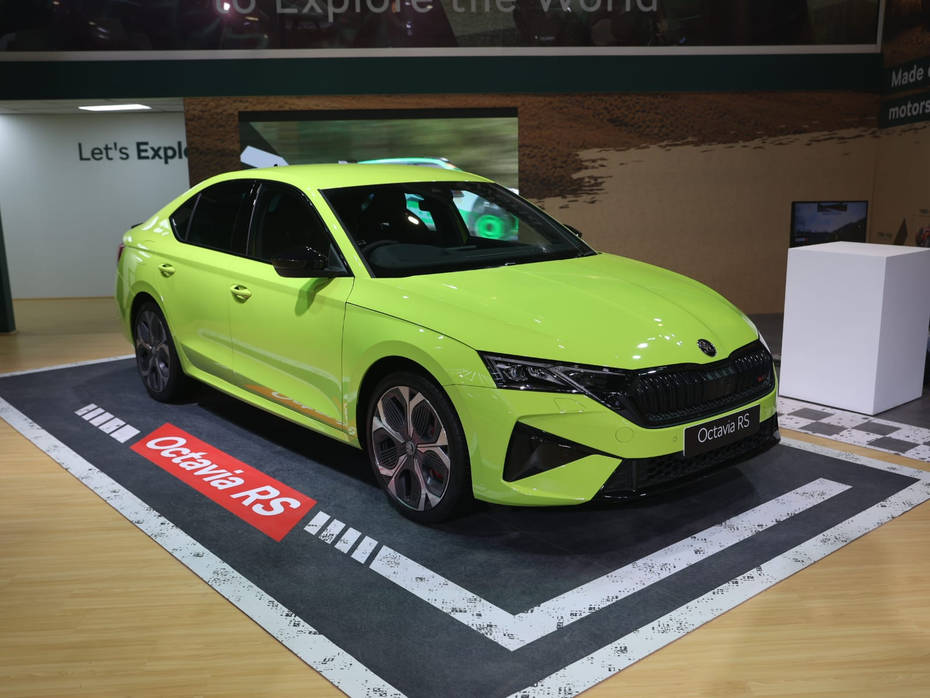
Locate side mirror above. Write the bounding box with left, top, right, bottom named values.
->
left=566, top=225, right=583, bottom=238
left=271, top=246, right=333, bottom=278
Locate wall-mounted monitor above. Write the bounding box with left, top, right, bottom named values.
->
left=790, top=201, right=868, bottom=248
left=238, top=108, right=518, bottom=192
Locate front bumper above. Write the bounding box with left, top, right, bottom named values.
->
left=446, top=382, right=779, bottom=507
left=596, top=415, right=779, bottom=500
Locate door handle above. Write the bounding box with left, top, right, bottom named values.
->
left=230, top=284, right=252, bottom=301
left=158, top=263, right=176, bottom=277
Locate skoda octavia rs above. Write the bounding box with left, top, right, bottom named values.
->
left=116, top=164, right=778, bottom=522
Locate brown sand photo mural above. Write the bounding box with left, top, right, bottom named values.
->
left=884, top=0, right=930, bottom=67
left=185, top=91, right=879, bottom=314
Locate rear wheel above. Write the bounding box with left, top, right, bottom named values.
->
left=365, top=371, right=471, bottom=523
left=133, top=301, right=188, bottom=402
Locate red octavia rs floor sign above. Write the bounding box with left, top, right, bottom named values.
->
left=132, top=423, right=316, bottom=541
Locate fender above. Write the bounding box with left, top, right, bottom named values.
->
left=342, top=303, right=494, bottom=443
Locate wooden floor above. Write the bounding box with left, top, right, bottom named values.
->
left=1, top=299, right=928, bottom=697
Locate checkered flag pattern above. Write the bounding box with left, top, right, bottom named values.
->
left=778, top=396, right=930, bottom=463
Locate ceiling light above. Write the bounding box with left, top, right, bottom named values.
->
left=78, top=104, right=152, bottom=112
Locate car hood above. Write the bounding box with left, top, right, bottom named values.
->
left=349, top=253, right=759, bottom=369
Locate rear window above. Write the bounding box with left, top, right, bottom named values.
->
left=184, top=180, right=253, bottom=255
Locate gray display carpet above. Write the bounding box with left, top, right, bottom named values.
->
left=1, top=358, right=928, bottom=697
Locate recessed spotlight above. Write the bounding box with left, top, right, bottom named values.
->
left=78, top=104, right=152, bottom=112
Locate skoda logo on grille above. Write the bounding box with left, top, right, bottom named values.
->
left=697, top=339, right=717, bottom=357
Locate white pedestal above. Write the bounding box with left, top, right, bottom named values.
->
left=780, top=241, right=930, bottom=415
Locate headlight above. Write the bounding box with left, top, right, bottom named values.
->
left=479, top=354, right=577, bottom=393
left=479, top=353, right=633, bottom=412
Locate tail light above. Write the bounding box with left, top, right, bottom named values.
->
left=117, top=243, right=125, bottom=263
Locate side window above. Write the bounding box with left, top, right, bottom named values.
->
left=185, top=180, right=253, bottom=255
left=169, top=196, right=197, bottom=240
left=249, top=183, right=345, bottom=272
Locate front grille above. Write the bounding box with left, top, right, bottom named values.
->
left=598, top=415, right=779, bottom=500
left=627, top=341, right=774, bottom=427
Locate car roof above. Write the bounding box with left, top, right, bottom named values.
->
left=205, top=163, right=491, bottom=190
left=358, top=157, right=459, bottom=170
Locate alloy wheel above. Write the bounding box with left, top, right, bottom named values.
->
left=135, top=309, right=172, bottom=394
left=370, top=385, right=451, bottom=512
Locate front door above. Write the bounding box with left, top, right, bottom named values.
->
left=228, top=181, right=353, bottom=433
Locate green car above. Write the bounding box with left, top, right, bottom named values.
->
left=116, top=164, right=778, bottom=522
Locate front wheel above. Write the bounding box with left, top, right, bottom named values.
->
left=365, top=371, right=472, bottom=523
left=133, top=301, right=188, bottom=402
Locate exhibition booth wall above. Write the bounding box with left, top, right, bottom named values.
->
left=0, top=1, right=889, bottom=313
left=0, top=112, right=188, bottom=298
left=184, top=91, right=880, bottom=315
left=3, top=89, right=921, bottom=313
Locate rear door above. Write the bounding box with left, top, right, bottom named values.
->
left=158, top=179, right=255, bottom=383
left=228, top=181, right=354, bottom=433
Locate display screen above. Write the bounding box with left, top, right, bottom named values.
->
left=238, top=108, right=519, bottom=191
left=790, top=201, right=868, bottom=248
left=0, top=1, right=881, bottom=51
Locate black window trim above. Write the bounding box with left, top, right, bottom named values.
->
left=245, top=180, right=353, bottom=278
left=169, top=193, right=198, bottom=241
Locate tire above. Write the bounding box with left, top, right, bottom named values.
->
left=365, top=371, right=472, bottom=523
left=132, top=301, right=188, bottom=402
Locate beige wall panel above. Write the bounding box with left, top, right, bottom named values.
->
left=870, top=122, right=930, bottom=247
left=540, top=128, right=879, bottom=314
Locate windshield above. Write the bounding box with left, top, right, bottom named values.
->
left=322, top=181, right=594, bottom=277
